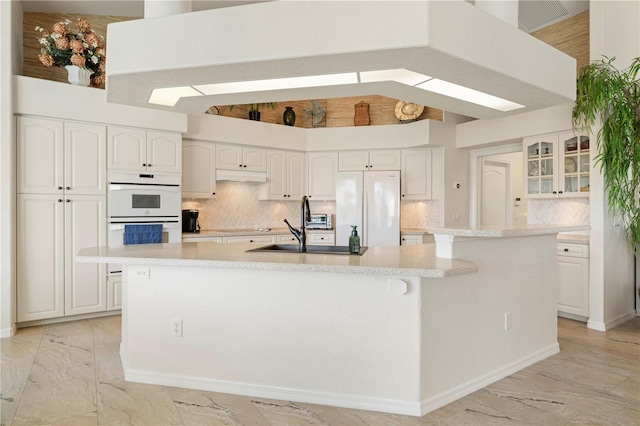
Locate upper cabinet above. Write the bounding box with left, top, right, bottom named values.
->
left=401, top=149, right=432, bottom=200
left=18, top=116, right=106, bottom=195
left=108, top=126, right=181, bottom=174
left=216, top=144, right=266, bottom=172
left=182, top=141, right=216, bottom=198
left=524, top=131, right=590, bottom=198
left=338, top=149, right=401, bottom=171
left=261, top=149, right=306, bottom=200
left=308, top=152, right=338, bottom=200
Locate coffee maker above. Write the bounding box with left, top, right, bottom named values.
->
left=182, top=209, right=200, bottom=232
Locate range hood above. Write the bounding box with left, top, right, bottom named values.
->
left=216, top=169, right=267, bottom=183
left=105, top=1, right=576, bottom=120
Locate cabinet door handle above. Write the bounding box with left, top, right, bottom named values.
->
left=552, top=191, right=557, bottom=194
left=402, top=194, right=405, bottom=197
left=148, top=164, right=152, bottom=167
left=564, top=248, right=569, bottom=252
left=142, top=163, right=147, bottom=167
left=66, top=199, right=70, bottom=203
left=244, top=165, right=247, bottom=168
left=58, top=199, right=63, bottom=202
left=212, top=192, right=216, bottom=195
left=249, top=239, right=254, bottom=243
left=66, top=186, right=70, bottom=190
left=58, top=186, right=63, bottom=190
left=558, top=190, right=563, bottom=194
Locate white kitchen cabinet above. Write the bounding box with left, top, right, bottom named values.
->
left=182, top=141, right=216, bottom=198
left=524, top=132, right=590, bottom=198
left=338, top=149, right=401, bottom=171
left=17, top=194, right=106, bottom=321
left=308, top=232, right=335, bottom=246
left=401, top=149, right=432, bottom=200
left=108, top=126, right=181, bottom=174
left=277, top=234, right=299, bottom=244
left=261, top=149, right=306, bottom=200
left=223, top=235, right=276, bottom=244
left=107, top=276, right=122, bottom=311
left=216, top=144, right=267, bottom=172
left=557, top=243, right=589, bottom=319
left=18, top=117, right=106, bottom=195
left=64, top=195, right=107, bottom=316
left=307, top=152, right=338, bottom=200
left=401, top=233, right=424, bottom=245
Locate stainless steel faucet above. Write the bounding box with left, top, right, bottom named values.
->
left=284, top=195, right=311, bottom=252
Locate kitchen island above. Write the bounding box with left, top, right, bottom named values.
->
left=77, top=224, right=587, bottom=416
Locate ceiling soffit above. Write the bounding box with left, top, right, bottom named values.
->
left=105, top=1, right=576, bottom=120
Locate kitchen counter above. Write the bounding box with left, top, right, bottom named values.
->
left=182, top=227, right=334, bottom=239
left=78, top=241, right=477, bottom=278
left=76, top=225, right=565, bottom=417
left=429, top=224, right=590, bottom=238
left=557, top=233, right=590, bottom=245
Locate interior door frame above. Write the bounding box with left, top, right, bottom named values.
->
left=470, top=143, right=522, bottom=227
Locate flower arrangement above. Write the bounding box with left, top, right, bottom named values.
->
left=36, top=18, right=106, bottom=87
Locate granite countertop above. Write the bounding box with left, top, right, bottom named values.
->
left=401, top=228, right=430, bottom=235
left=77, top=242, right=477, bottom=278
left=557, top=233, right=590, bottom=245
left=429, top=224, right=591, bottom=238
left=183, top=227, right=334, bottom=238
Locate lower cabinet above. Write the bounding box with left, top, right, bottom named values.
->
left=557, top=243, right=589, bottom=319
left=400, top=233, right=424, bottom=245
left=308, top=232, right=335, bottom=246
left=183, top=236, right=223, bottom=243
left=107, top=276, right=122, bottom=311
left=17, top=194, right=107, bottom=322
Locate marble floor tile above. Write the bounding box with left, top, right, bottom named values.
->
left=12, top=362, right=97, bottom=425
left=96, top=379, right=182, bottom=425
left=43, top=320, right=94, bottom=339
left=9, top=325, right=45, bottom=342
left=94, top=342, right=125, bottom=382
left=92, top=315, right=122, bottom=345
left=34, top=333, right=95, bottom=370
left=338, top=407, right=440, bottom=425
left=250, top=397, right=360, bottom=425
left=168, top=387, right=270, bottom=426
left=44, top=413, right=98, bottom=426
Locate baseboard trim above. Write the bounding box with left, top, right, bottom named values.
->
left=0, top=323, right=17, bottom=338
left=419, top=342, right=560, bottom=416
left=605, top=310, right=637, bottom=330
left=587, top=319, right=606, bottom=331
left=124, top=368, right=421, bottom=416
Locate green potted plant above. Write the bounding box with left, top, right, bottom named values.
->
left=230, top=103, right=277, bottom=121
left=573, top=56, right=640, bottom=250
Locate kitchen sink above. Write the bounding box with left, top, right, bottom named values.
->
left=247, top=244, right=368, bottom=255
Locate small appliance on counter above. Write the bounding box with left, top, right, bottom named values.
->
left=306, top=214, right=333, bottom=230
left=182, top=209, right=200, bottom=233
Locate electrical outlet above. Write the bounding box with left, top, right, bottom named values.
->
left=131, top=267, right=150, bottom=279
left=504, top=313, right=512, bottom=330
left=171, top=319, right=183, bottom=337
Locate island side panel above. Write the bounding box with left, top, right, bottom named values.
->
left=419, top=234, right=559, bottom=414
left=121, top=265, right=424, bottom=414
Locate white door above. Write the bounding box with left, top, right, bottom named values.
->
left=65, top=195, right=107, bottom=316
left=338, top=151, right=369, bottom=171
left=335, top=172, right=363, bottom=246
left=108, top=126, right=147, bottom=172
left=364, top=171, right=400, bottom=247
left=308, top=152, right=337, bottom=200
left=243, top=147, right=267, bottom=172
left=266, top=149, right=287, bottom=199
left=401, top=149, right=432, bottom=200
left=216, top=144, right=243, bottom=170
left=286, top=151, right=306, bottom=199
left=65, top=121, right=107, bottom=195
left=17, top=116, right=64, bottom=194
left=17, top=194, right=65, bottom=322
left=369, top=150, right=401, bottom=171
left=182, top=141, right=216, bottom=198
left=481, top=159, right=510, bottom=227
left=147, top=131, right=182, bottom=173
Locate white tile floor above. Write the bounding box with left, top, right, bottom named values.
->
left=1, top=316, right=638, bottom=425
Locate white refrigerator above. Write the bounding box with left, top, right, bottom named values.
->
left=335, top=171, right=400, bottom=247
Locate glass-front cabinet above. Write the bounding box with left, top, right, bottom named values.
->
left=523, top=131, right=590, bottom=198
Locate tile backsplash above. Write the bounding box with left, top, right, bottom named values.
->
left=182, top=182, right=440, bottom=230
left=527, top=198, right=590, bottom=233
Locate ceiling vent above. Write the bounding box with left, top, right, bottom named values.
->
left=519, top=0, right=569, bottom=32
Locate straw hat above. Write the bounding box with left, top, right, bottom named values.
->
left=395, top=101, right=424, bottom=120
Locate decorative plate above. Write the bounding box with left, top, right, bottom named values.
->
left=395, top=101, right=424, bottom=121
left=205, top=106, right=219, bottom=115
left=564, top=157, right=577, bottom=173
left=529, top=165, right=538, bottom=176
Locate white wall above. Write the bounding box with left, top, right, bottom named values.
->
left=0, top=0, right=21, bottom=337
left=481, top=151, right=527, bottom=225
left=588, top=0, right=639, bottom=330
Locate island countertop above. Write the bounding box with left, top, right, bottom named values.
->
left=429, top=224, right=590, bottom=238
left=77, top=241, right=477, bottom=278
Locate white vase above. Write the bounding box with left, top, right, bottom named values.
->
left=64, top=65, right=93, bottom=86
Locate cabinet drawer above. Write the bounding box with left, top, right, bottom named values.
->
left=183, top=236, right=223, bottom=243
left=557, top=243, right=589, bottom=258
left=223, top=235, right=275, bottom=244
left=401, top=234, right=424, bottom=245
left=277, top=234, right=299, bottom=244
left=308, top=233, right=335, bottom=246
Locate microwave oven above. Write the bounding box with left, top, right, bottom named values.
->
left=306, top=214, right=333, bottom=230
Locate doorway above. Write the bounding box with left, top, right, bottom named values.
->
left=471, top=144, right=527, bottom=227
